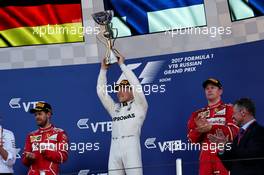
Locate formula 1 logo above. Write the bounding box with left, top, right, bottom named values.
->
left=77, top=118, right=112, bottom=133
left=117, top=60, right=165, bottom=84
left=9, top=98, right=44, bottom=112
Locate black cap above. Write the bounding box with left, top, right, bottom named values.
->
left=203, top=78, right=222, bottom=89
left=115, top=79, right=131, bottom=91
left=29, top=102, right=53, bottom=114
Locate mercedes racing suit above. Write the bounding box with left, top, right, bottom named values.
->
left=0, top=127, right=16, bottom=174
left=187, top=101, right=239, bottom=175
left=97, top=64, right=148, bottom=175
left=22, top=125, right=69, bottom=175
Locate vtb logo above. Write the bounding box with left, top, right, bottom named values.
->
left=77, top=118, right=112, bottom=133
left=9, top=98, right=44, bottom=112
left=144, top=137, right=157, bottom=149
left=145, top=137, right=183, bottom=153
left=117, top=60, right=165, bottom=84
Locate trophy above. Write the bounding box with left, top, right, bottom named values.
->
left=92, top=10, right=119, bottom=64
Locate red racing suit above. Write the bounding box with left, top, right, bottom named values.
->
left=187, top=101, right=239, bottom=175
left=22, top=125, right=69, bottom=175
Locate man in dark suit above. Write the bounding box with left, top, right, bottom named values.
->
left=209, top=98, right=264, bottom=175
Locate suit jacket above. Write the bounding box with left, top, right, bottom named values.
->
left=218, top=121, right=264, bottom=175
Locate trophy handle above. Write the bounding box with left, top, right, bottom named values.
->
left=104, top=48, right=111, bottom=63
left=96, top=23, right=118, bottom=65
left=97, top=26, right=114, bottom=48
left=112, top=48, right=124, bottom=59
left=96, top=35, right=108, bottom=48
left=97, top=26, right=108, bottom=46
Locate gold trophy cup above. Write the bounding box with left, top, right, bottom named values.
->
left=92, top=10, right=119, bottom=64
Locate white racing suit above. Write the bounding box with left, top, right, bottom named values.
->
left=0, top=127, right=16, bottom=174
left=97, top=64, right=148, bottom=175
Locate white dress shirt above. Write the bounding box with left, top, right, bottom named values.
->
left=241, top=119, right=256, bottom=130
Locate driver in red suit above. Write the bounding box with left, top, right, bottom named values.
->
left=187, top=78, right=239, bottom=175
left=22, top=102, right=69, bottom=175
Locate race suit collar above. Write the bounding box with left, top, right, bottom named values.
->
left=207, top=100, right=223, bottom=109
left=39, top=124, right=54, bottom=132
left=121, top=102, right=128, bottom=107
left=121, top=99, right=134, bottom=107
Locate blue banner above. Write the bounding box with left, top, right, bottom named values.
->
left=0, top=40, right=264, bottom=175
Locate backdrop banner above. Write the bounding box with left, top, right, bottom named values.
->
left=0, top=40, right=263, bottom=175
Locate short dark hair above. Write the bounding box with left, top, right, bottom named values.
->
left=234, top=98, right=256, bottom=117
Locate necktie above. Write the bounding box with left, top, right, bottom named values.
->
left=237, top=128, right=245, bottom=145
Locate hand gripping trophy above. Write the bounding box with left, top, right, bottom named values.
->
left=92, top=10, right=120, bottom=64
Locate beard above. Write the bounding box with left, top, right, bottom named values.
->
left=37, top=118, right=48, bottom=127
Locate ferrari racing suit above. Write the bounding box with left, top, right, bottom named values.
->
left=22, top=125, right=69, bottom=175
left=187, top=101, right=239, bottom=175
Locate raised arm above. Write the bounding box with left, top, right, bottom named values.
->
left=115, top=50, right=148, bottom=112
left=96, top=58, right=116, bottom=116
